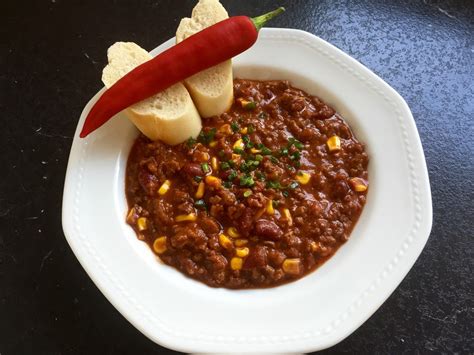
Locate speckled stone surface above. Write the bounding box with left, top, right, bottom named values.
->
left=1, top=0, right=473, bottom=353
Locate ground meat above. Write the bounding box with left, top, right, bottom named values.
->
left=244, top=245, right=268, bottom=269
left=218, top=189, right=237, bottom=206
left=268, top=249, right=286, bottom=267
left=170, top=225, right=207, bottom=250
left=153, top=199, right=174, bottom=225
left=137, top=170, right=160, bottom=195
left=125, top=79, right=369, bottom=289
left=206, top=251, right=228, bottom=272
left=200, top=216, right=221, bottom=234
left=263, top=159, right=285, bottom=180
left=247, top=192, right=265, bottom=208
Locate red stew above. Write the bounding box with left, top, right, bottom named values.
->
left=125, top=79, right=369, bottom=289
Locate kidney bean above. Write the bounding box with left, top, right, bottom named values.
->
left=254, top=219, right=283, bottom=240
left=182, top=162, right=204, bottom=176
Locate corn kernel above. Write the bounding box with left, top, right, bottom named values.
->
left=240, top=127, right=248, bottom=134
left=211, top=157, right=219, bottom=171
left=282, top=208, right=293, bottom=226
left=230, top=257, right=243, bottom=270
left=233, top=139, right=244, bottom=150
left=266, top=200, right=274, bottom=215
left=327, top=135, right=341, bottom=152
left=227, top=227, right=240, bottom=238
left=158, top=180, right=171, bottom=195
left=199, top=152, right=210, bottom=162
left=310, top=241, right=319, bottom=252
left=238, top=98, right=256, bottom=110
left=350, top=177, right=368, bottom=192
left=250, top=147, right=261, bottom=154
left=234, top=239, right=248, bottom=247
left=255, top=207, right=266, bottom=220
left=126, top=207, right=135, bottom=223
left=195, top=181, right=205, bottom=199
left=282, top=258, right=301, bottom=275
left=153, top=236, right=167, bottom=254
left=137, top=217, right=148, bottom=231
left=219, top=234, right=233, bottom=250
left=296, top=172, right=311, bottom=185
left=219, top=124, right=232, bottom=135
left=236, top=247, right=249, bottom=258
left=175, top=213, right=197, bottom=222
left=209, top=140, right=218, bottom=148
left=205, top=175, right=222, bottom=189
left=231, top=153, right=242, bottom=163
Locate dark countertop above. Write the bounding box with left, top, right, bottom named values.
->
left=1, top=0, right=473, bottom=353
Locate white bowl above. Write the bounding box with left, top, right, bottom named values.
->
left=62, top=28, right=432, bottom=353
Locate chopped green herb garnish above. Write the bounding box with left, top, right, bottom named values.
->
left=255, top=154, right=263, bottom=162
left=186, top=136, right=196, bottom=148
left=243, top=190, right=253, bottom=198
left=240, top=159, right=260, bottom=173
left=194, top=175, right=203, bottom=182
left=248, top=124, right=255, bottom=134
left=267, top=180, right=282, bottom=189
left=282, top=190, right=289, bottom=197
left=228, top=160, right=236, bottom=168
left=258, top=112, right=268, bottom=119
left=233, top=148, right=244, bottom=154
left=239, top=175, right=255, bottom=187
left=201, top=163, right=210, bottom=173
left=242, top=134, right=253, bottom=148
left=288, top=181, right=299, bottom=189
left=239, top=161, right=250, bottom=173
left=261, top=146, right=272, bottom=155
left=290, top=151, right=301, bottom=161
left=256, top=171, right=266, bottom=181
left=270, top=156, right=279, bottom=164
left=288, top=137, right=304, bottom=150
left=198, top=128, right=217, bottom=145
left=194, top=199, right=207, bottom=209
left=231, top=121, right=240, bottom=132
left=220, top=162, right=230, bottom=170
left=295, top=141, right=304, bottom=150
left=294, top=161, right=301, bottom=168
left=228, top=170, right=238, bottom=181
left=218, top=150, right=225, bottom=158
left=280, top=147, right=289, bottom=156
left=223, top=181, right=232, bottom=189
left=245, top=101, right=257, bottom=110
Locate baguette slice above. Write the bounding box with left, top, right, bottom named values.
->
left=101, top=42, right=202, bottom=145
left=176, top=0, right=233, bottom=118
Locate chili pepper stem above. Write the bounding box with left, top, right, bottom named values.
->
left=251, top=7, right=285, bottom=31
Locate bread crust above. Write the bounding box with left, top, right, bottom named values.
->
left=176, top=0, right=234, bottom=118
left=102, top=42, right=202, bottom=145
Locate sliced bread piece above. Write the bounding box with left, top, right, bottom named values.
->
left=176, top=0, right=233, bottom=118
left=102, top=42, right=202, bottom=145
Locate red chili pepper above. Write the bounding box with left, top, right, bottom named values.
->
left=80, top=7, right=285, bottom=138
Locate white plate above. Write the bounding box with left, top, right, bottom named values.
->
left=62, top=28, right=432, bottom=353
